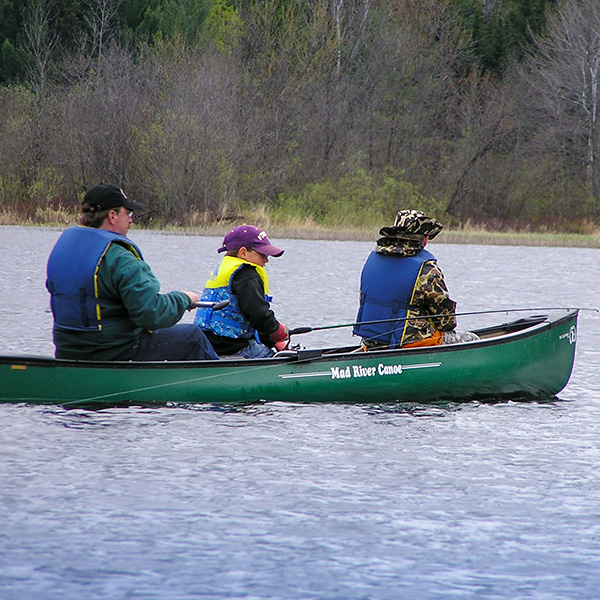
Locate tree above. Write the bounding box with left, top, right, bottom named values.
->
left=524, top=0, right=600, bottom=212
left=123, top=0, right=210, bottom=45
left=84, top=0, right=122, bottom=63
left=451, top=0, right=555, bottom=76
left=0, top=0, right=26, bottom=82
left=21, top=0, right=61, bottom=95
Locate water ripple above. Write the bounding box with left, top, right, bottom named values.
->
left=1, top=228, right=599, bottom=599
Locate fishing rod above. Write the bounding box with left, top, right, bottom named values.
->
left=57, top=306, right=590, bottom=406
left=288, top=306, right=594, bottom=336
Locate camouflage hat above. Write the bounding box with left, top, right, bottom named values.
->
left=375, top=210, right=444, bottom=256
left=378, top=210, right=443, bottom=240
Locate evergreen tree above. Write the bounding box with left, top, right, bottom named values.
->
left=118, top=0, right=210, bottom=45
left=0, top=0, right=26, bottom=81
left=452, top=0, right=556, bottom=76
left=0, top=0, right=213, bottom=84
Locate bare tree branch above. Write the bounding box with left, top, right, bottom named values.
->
left=22, top=0, right=60, bottom=96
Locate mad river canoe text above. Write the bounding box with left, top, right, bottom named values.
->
left=331, top=364, right=404, bottom=379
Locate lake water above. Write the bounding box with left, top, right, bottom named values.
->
left=1, top=226, right=599, bottom=599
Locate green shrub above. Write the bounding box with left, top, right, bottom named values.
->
left=272, top=168, right=448, bottom=228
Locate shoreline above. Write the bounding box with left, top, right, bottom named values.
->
left=2, top=222, right=599, bottom=248
left=111, top=223, right=600, bottom=248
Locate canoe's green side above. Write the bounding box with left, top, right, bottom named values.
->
left=0, top=312, right=577, bottom=406
left=247, top=312, right=577, bottom=404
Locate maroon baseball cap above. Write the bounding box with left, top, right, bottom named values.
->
left=217, top=225, right=284, bottom=257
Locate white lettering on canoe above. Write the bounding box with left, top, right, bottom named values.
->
left=352, top=365, right=377, bottom=378
left=559, top=325, right=577, bottom=345
left=334, top=362, right=437, bottom=379
left=279, top=362, right=440, bottom=380
left=331, top=366, right=351, bottom=379
left=378, top=363, right=403, bottom=375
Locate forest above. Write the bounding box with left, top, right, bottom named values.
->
left=1, top=0, right=599, bottom=232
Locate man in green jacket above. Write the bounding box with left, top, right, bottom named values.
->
left=46, top=184, right=219, bottom=361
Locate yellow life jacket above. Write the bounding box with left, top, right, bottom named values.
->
left=194, top=255, right=270, bottom=339
left=204, top=255, right=269, bottom=293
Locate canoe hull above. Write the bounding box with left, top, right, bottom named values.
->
left=0, top=311, right=578, bottom=406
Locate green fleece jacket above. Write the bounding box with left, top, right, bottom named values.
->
left=53, top=243, right=192, bottom=360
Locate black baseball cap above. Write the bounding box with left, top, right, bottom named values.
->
left=82, top=184, right=145, bottom=212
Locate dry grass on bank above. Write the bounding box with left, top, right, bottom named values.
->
left=436, top=228, right=600, bottom=248
left=2, top=209, right=600, bottom=248
left=168, top=223, right=600, bottom=248
left=0, top=206, right=75, bottom=228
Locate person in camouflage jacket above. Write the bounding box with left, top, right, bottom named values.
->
left=354, top=210, right=478, bottom=348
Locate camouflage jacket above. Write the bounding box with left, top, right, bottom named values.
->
left=402, top=260, right=457, bottom=345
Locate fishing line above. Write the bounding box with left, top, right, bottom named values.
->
left=289, top=306, right=591, bottom=335
left=61, top=307, right=588, bottom=406
left=66, top=353, right=328, bottom=406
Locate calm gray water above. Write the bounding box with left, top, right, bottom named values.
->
left=1, top=226, right=599, bottom=599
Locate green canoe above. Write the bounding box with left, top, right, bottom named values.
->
left=0, top=310, right=578, bottom=407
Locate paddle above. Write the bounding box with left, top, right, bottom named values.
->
left=45, top=299, right=231, bottom=314
left=193, top=299, right=230, bottom=311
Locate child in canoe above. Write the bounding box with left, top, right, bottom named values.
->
left=194, top=225, right=289, bottom=358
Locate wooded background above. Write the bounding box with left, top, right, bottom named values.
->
left=1, top=0, right=599, bottom=231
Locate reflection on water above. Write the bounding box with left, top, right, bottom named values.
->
left=1, top=226, right=599, bottom=599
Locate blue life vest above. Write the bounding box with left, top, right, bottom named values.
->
left=353, top=249, right=436, bottom=348
left=46, top=226, right=143, bottom=331
left=194, top=255, right=271, bottom=339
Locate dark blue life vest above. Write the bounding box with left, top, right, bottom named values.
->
left=353, top=249, right=436, bottom=348
left=46, top=226, right=143, bottom=331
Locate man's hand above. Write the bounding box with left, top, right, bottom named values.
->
left=184, top=291, right=200, bottom=309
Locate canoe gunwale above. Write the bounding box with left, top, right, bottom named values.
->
left=0, top=310, right=579, bottom=405
left=0, top=309, right=578, bottom=371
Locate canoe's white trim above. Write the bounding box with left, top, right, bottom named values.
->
left=279, top=362, right=441, bottom=380
left=279, top=371, right=332, bottom=379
